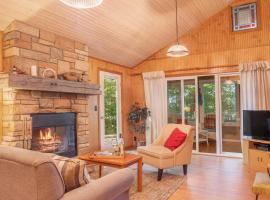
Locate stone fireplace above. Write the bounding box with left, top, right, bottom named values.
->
left=0, top=20, right=100, bottom=155
left=31, top=112, right=77, bottom=157
left=0, top=86, right=96, bottom=155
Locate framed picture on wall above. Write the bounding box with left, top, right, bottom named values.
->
left=232, top=3, right=257, bottom=32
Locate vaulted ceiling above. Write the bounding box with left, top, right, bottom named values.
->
left=0, top=0, right=232, bottom=67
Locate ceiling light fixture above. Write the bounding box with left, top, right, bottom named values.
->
left=167, top=0, right=189, bottom=57
left=59, top=0, right=103, bottom=9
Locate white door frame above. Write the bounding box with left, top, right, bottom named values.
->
left=217, top=73, right=241, bottom=157
left=99, top=71, right=122, bottom=149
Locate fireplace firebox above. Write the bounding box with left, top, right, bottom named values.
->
left=31, top=112, right=77, bottom=157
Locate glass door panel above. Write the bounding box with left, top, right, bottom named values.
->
left=167, top=80, right=182, bottom=123
left=198, top=76, right=217, bottom=153
left=167, top=74, right=241, bottom=156
left=183, top=79, right=197, bottom=150
left=100, top=72, right=122, bottom=149
left=220, top=76, right=242, bottom=153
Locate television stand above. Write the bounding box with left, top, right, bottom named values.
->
left=243, top=138, right=270, bottom=172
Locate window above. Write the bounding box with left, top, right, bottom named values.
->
left=202, top=83, right=215, bottom=115
left=221, top=81, right=238, bottom=122
left=167, top=80, right=181, bottom=123
left=232, top=3, right=257, bottom=32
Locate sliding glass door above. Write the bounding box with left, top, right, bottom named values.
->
left=167, top=80, right=182, bottom=124
left=220, top=75, right=241, bottom=154
left=167, top=77, right=198, bottom=151
left=198, top=76, right=217, bottom=154
left=184, top=79, right=197, bottom=150
left=167, top=73, right=241, bottom=156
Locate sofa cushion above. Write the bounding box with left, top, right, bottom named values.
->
left=164, top=128, right=187, bottom=151
left=137, top=145, right=174, bottom=159
left=52, top=155, right=91, bottom=192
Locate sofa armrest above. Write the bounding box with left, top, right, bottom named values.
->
left=61, top=168, right=134, bottom=200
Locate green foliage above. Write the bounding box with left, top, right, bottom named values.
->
left=128, top=103, right=148, bottom=134
left=167, top=83, right=181, bottom=115
left=184, top=85, right=196, bottom=122
left=202, top=83, right=215, bottom=114
left=104, top=78, right=117, bottom=136
left=221, top=82, right=237, bottom=121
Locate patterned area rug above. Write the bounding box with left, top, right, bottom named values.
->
left=89, top=165, right=185, bottom=200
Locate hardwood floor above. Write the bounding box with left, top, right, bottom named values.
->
left=197, top=141, right=242, bottom=154
left=169, top=155, right=267, bottom=200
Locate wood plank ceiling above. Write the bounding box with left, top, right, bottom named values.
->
left=0, top=0, right=232, bottom=67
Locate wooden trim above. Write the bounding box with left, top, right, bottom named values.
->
left=5, top=74, right=101, bottom=95
left=0, top=88, right=2, bottom=143
left=165, top=66, right=239, bottom=77
left=0, top=31, right=3, bottom=72
left=97, top=67, right=124, bottom=77
left=131, top=65, right=239, bottom=76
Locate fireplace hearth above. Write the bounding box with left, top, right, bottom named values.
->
left=31, top=113, right=77, bottom=157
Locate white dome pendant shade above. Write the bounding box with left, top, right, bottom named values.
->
left=167, top=44, right=189, bottom=57
left=59, top=0, right=103, bottom=9
left=167, top=0, right=189, bottom=57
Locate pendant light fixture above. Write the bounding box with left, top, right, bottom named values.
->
left=59, top=0, right=103, bottom=9
left=167, top=0, right=189, bottom=57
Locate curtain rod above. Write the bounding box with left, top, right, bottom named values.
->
left=131, top=65, right=239, bottom=76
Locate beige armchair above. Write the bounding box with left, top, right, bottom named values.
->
left=0, top=145, right=134, bottom=200
left=137, top=124, right=194, bottom=181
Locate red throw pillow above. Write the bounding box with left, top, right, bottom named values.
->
left=164, top=128, right=187, bottom=151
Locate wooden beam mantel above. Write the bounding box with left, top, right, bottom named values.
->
left=1, top=73, right=101, bottom=95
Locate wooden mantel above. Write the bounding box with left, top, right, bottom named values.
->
left=0, top=73, right=101, bottom=95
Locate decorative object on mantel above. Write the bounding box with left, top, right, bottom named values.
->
left=58, top=72, right=85, bottom=82
left=31, top=65, right=38, bottom=76
left=59, top=0, right=103, bottom=9
left=167, top=0, right=189, bottom=57
left=80, top=72, right=86, bottom=82
left=10, top=65, right=25, bottom=75
left=42, top=68, right=57, bottom=79
left=128, top=103, right=149, bottom=147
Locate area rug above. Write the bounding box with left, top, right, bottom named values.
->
left=89, top=165, right=185, bottom=200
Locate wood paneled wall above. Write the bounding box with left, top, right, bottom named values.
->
left=0, top=31, right=3, bottom=72
left=0, top=31, right=2, bottom=142
left=89, top=57, right=134, bottom=148
left=131, top=0, right=270, bottom=106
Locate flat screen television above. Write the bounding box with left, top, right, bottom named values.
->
left=243, top=110, right=270, bottom=140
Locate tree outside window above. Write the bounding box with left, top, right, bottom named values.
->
left=202, top=83, right=215, bottom=114
left=104, top=78, right=117, bottom=136
left=221, top=82, right=237, bottom=122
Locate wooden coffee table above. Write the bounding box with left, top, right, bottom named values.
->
left=79, top=153, right=143, bottom=192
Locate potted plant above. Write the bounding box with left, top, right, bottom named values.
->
left=128, top=103, right=149, bottom=147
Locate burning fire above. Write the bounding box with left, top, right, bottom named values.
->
left=35, top=128, right=62, bottom=153
left=39, top=128, right=55, bottom=140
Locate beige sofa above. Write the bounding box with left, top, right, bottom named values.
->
left=0, top=145, right=134, bottom=200
left=138, top=124, right=194, bottom=181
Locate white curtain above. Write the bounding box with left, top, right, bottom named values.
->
left=143, top=71, right=167, bottom=144
left=240, top=61, right=270, bottom=110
